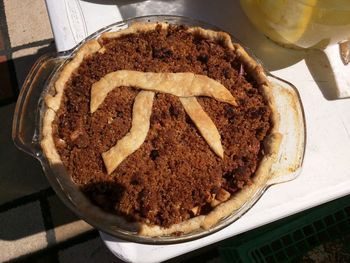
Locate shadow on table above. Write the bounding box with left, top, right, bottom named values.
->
left=0, top=42, right=89, bottom=242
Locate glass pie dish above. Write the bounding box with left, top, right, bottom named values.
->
left=12, top=15, right=306, bottom=244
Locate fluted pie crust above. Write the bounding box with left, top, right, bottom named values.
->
left=41, top=22, right=281, bottom=237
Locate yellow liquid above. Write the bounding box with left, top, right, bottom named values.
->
left=240, top=0, right=350, bottom=49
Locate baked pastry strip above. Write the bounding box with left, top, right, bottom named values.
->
left=90, top=70, right=237, bottom=113
left=180, top=97, right=224, bottom=158
left=102, top=91, right=155, bottom=175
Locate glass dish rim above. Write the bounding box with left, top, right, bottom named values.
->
left=12, top=14, right=306, bottom=244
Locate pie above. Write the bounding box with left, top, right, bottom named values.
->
left=41, top=22, right=281, bottom=237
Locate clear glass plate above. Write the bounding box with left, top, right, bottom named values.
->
left=12, top=15, right=306, bottom=244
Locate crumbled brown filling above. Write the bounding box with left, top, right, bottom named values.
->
left=54, top=25, right=271, bottom=227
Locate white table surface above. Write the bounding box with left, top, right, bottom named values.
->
left=46, top=1, right=350, bottom=262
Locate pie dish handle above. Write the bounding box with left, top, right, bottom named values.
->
left=266, top=74, right=306, bottom=186
left=12, top=54, right=64, bottom=158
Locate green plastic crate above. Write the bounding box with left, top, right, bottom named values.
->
left=219, top=195, right=350, bottom=263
